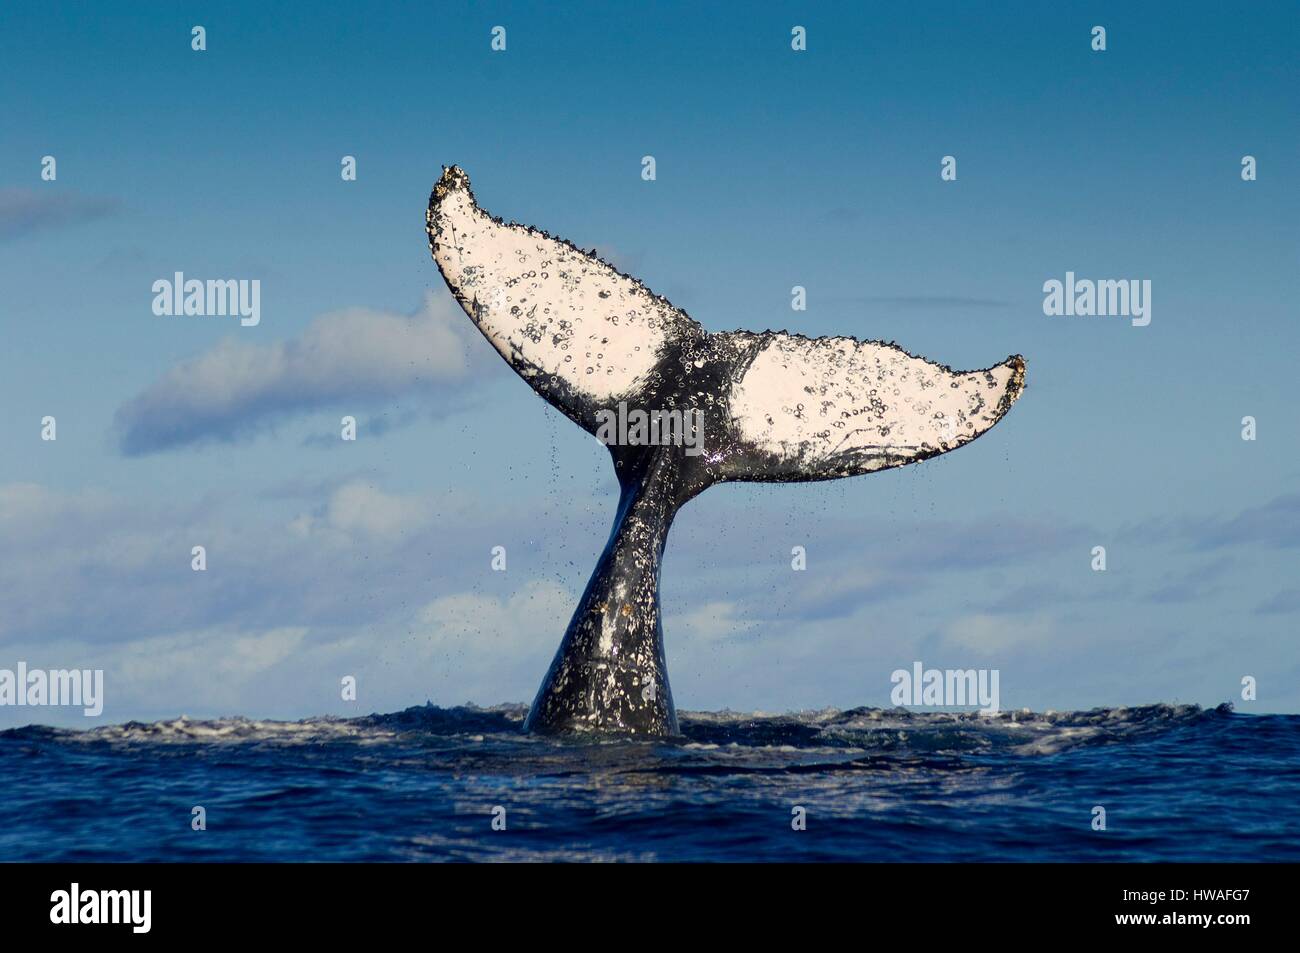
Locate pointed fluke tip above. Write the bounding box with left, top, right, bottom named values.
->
left=1002, top=354, right=1027, bottom=410
left=432, top=165, right=472, bottom=205
left=1007, top=354, right=1026, bottom=392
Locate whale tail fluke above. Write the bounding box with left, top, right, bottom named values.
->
left=428, top=165, right=1024, bottom=488
left=427, top=165, right=1027, bottom=735
left=717, top=332, right=1025, bottom=484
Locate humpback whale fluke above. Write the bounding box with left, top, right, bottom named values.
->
left=427, top=165, right=1025, bottom=737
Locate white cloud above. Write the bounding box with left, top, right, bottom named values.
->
left=119, top=626, right=308, bottom=685
left=941, top=612, right=1055, bottom=654
left=667, top=600, right=758, bottom=642
left=417, top=580, right=575, bottom=654
left=114, top=292, right=482, bottom=454
left=289, top=482, right=433, bottom=540
left=328, top=483, right=430, bottom=538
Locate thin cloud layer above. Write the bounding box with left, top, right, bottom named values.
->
left=114, top=293, right=481, bottom=454
left=3, top=477, right=1296, bottom=721
left=0, top=188, right=119, bottom=241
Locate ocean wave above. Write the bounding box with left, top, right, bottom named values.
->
left=1, top=701, right=1293, bottom=863
left=0, top=701, right=1231, bottom=758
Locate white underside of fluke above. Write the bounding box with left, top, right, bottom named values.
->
left=728, top=333, right=1024, bottom=477
left=429, top=175, right=685, bottom=407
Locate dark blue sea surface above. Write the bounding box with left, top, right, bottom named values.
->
left=1, top=703, right=1295, bottom=862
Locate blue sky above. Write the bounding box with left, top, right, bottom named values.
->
left=1, top=0, right=1297, bottom=725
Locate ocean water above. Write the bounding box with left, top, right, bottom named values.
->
left=1, top=703, right=1296, bottom=862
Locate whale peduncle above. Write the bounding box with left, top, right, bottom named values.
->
left=524, top=446, right=685, bottom=735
